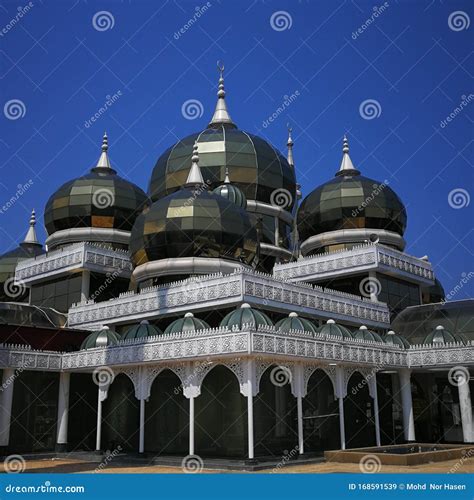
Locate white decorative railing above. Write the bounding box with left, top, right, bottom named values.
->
left=67, top=268, right=390, bottom=329
left=273, top=243, right=434, bottom=284
left=15, top=242, right=132, bottom=283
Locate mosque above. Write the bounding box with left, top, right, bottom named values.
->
left=0, top=67, right=472, bottom=464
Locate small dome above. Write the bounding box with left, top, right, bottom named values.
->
left=80, top=326, right=120, bottom=349
left=318, top=319, right=353, bottom=340
left=353, top=325, right=383, bottom=342
left=423, top=325, right=463, bottom=345
left=275, top=312, right=318, bottom=334
left=164, top=312, right=210, bottom=335
left=220, top=303, right=273, bottom=330
left=44, top=134, right=148, bottom=238
left=212, top=170, right=247, bottom=209
left=383, top=330, right=410, bottom=348
left=122, top=320, right=162, bottom=341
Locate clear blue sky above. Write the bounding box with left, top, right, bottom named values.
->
left=1, top=0, right=472, bottom=298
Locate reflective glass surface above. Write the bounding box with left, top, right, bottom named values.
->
left=130, top=188, right=259, bottom=267
left=149, top=126, right=296, bottom=210
left=297, top=174, right=407, bottom=241
left=44, top=171, right=148, bottom=235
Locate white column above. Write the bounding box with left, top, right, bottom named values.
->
left=399, top=368, right=415, bottom=441
left=368, top=271, right=378, bottom=302
left=297, top=395, right=304, bottom=455
left=189, top=396, right=195, bottom=456
left=247, top=359, right=255, bottom=460
left=338, top=397, right=346, bottom=450
left=0, top=368, right=15, bottom=448
left=372, top=374, right=381, bottom=447
left=336, top=366, right=346, bottom=450
left=56, top=372, right=70, bottom=451
left=96, top=387, right=106, bottom=451
left=458, top=377, right=474, bottom=443
left=81, top=270, right=90, bottom=303
left=139, top=399, right=145, bottom=453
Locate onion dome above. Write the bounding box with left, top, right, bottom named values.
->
left=297, top=136, right=407, bottom=254
left=122, top=320, right=162, bottom=341
left=80, top=326, right=120, bottom=349
left=44, top=133, right=148, bottom=248
left=220, top=303, right=273, bottom=330
left=383, top=330, right=410, bottom=348
left=0, top=210, right=44, bottom=302
left=275, top=312, right=317, bottom=334
left=318, top=319, right=353, bottom=340
left=353, top=325, right=383, bottom=342
left=423, top=325, right=463, bottom=345
left=148, top=67, right=296, bottom=211
left=164, top=312, right=210, bottom=335
left=130, top=144, right=259, bottom=278
left=212, top=168, right=247, bottom=209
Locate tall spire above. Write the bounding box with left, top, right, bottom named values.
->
left=287, top=124, right=294, bottom=168
left=208, top=62, right=236, bottom=129
left=22, top=209, right=40, bottom=246
left=185, top=142, right=205, bottom=186
left=336, top=134, right=360, bottom=176
left=93, top=132, right=113, bottom=171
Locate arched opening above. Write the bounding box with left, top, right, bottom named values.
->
left=195, top=365, right=246, bottom=457
left=145, top=369, right=188, bottom=455
left=254, top=365, right=297, bottom=457
left=68, top=373, right=97, bottom=451
left=344, top=372, right=376, bottom=448
left=303, top=369, right=339, bottom=452
left=102, top=373, right=139, bottom=452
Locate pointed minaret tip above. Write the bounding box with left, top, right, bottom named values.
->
left=185, top=142, right=205, bottom=186
left=208, top=61, right=236, bottom=129
left=22, top=208, right=40, bottom=245
left=94, top=131, right=113, bottom=171
left=336, top=133, right=360, bottom=176
left=287, top=124, right=294, bottom=168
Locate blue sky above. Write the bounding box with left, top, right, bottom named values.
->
left=1, top=0, right=472, bottom=298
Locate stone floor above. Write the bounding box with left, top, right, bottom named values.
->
left=2, top=457, right=474, bottom=474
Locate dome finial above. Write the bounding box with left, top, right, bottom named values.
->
left=208, top=61, right=236, bottom=129
left=94, top=131, right=112, bottom=170
left=224, top=167, right=231, bottom=184
left=22, top=208, right=40, bottom=245
left=185, top=142, right=205, bottom=186
left=336, top=133, right=360, bottom=176
left=287, top=123, right=294, bottom=168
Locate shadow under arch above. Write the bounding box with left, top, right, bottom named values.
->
left=254, top=365, right=297, bottom=457
left=144, top=369, right=188, bottom=455
left=344, top=371, right=376, bottom=449
left=195, top=364, right=247, bottom=458
left=102, top=373, right=139, bottom=452
left=303, top=368, right=339, bottom=453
